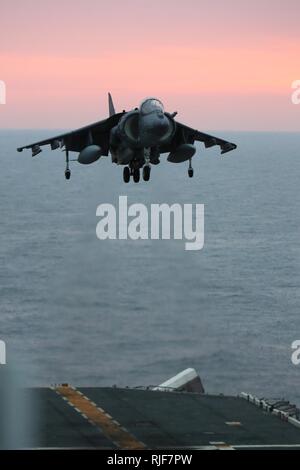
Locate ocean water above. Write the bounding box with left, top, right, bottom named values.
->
left=1, top=130, right=300, bottom=404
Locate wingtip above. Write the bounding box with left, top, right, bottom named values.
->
left=221, top=143, right=237, bottom=155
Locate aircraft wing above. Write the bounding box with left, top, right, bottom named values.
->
left=161, top=120, right=237, bottom=155
left=17, top=113, right=124, bottom=156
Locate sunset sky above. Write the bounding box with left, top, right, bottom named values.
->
left=0, top=0, right=299, bottom=130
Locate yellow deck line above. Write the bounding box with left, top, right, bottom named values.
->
left=56, top=385, right=146, bottom=450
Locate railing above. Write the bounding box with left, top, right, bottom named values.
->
left=240, top=392, right=300, bottom=429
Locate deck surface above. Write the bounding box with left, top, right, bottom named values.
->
left=1, top=386, right=300, bottom=449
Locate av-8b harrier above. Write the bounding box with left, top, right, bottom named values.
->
left=17, top=94, right=237, bottom=182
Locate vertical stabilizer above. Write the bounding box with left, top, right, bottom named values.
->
left=108, top=93, right=116, bottom=116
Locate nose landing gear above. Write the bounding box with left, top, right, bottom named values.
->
left=143, top=165, right=151, bottom=181
left=123, top=166, right=130, bottom=183
left=133, top=168, right=140, bottom=183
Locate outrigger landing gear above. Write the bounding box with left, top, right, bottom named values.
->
left=65, top=169, right=71, bottom=180
left=123, top=166, right=130, bottom=183
left=65, top=149, right=71, bottom=180
left=188, top=158, right=194, bottom=178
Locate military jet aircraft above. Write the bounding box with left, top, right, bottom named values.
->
left=17, top=94, right=237, bottom=183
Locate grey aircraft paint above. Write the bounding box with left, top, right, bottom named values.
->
left=17, top=93, right=237, bottom=183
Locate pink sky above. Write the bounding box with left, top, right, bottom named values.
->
left=0, top=0, right=300, bottom=130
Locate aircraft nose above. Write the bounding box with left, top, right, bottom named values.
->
left=139, top=114, right=171, bottom=147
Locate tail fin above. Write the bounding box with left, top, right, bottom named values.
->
left=108, top=92, right=116, bottom=116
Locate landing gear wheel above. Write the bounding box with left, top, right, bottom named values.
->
left=143, top=165, right=151, bottom=181
left=123, top=166, right=130, bottom=183
left=65, top=169, right=71, bottom=180
left=188, top=158, right=194, bottom=178
left=133, top=168, right=140, bottom=183
left=65, top=149, right=71, bottom=180
left=188, top=168, right=194, bottom=178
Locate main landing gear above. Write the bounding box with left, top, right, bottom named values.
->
left=142, top=147, right=151, bottom=181
left=123, top=165, right=151, bottom=183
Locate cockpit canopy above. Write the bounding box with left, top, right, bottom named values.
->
left=140, top=98, right=164, bottom=115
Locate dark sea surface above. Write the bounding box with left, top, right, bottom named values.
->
left=1, top=130, right=300, bottom=404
